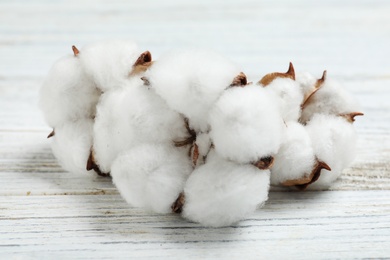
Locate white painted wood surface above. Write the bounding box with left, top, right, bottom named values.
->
left=0, top=0, right=389, bottom=258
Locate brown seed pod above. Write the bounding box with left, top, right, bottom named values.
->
left=259, top=62, right=295, bottom=86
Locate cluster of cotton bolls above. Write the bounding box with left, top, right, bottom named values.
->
left=39, top=40, right=363, bottom=227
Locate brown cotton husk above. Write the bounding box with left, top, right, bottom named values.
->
left=191, top=143, right=200, bottom=167
left=47, top=129, right=55, bottom=139
left=230, top=72, right=248, bottom=87
left=86, top=149, right=110, bottom=177
left=171, top=192, right=185, bottom=213
left=173, top=118, right=196, bottom=148
left=339, top=112, right=364, bottom=123
left=129, top=50, right=153, bottom=76
left=301, top=70, right=327, bottom=109
left=281, top=160, right=331, bottom=190
left=259, top=62, right=295, bottom=86
left=253, top=156, right=274, bottom=170
left=72, top=45, right=80, bottom=56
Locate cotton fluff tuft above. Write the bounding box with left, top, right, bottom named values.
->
left=182, top=150, right=270, bottom=227
left=263, top=77, right=304, bottom=122
left=50, top=119, right=93, bottom=174
left=79, top=40, right=140, bottom=91
left=39, top=55, right=100, bottom=127
left=93, top=78, right=187, bottom=173
left=295, top=72, right=317, bottom=99
left=111, top=143, right=192, bottom=213
left=209, top=85, right=283, bottom=163
left=300, top=79, right=361, bottom=123
left=271, top=121, right=316, bottom=185
left=305, top=114, right=357, bottom=189
left=146, top=49, right=241, bottom=132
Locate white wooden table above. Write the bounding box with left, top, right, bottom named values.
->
left=1, top=0, right=389, bottom=258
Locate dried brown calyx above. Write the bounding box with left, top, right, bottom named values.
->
left=173, top=118, right=199, bottom=167
left=72, top=45, right=80, bottom=57
left=129, top=50, right=153, bottom=76
left=259, top=62, right=295, bottom=86
left=230, top=72, right=248, bottom=87
left=301, top=70, right=327, bottom=109
left=281, top=160, right=331, bottom=190
left=253, top=156, right=275, bottom=170
left=86, top=149, right=110, bottom=177
left=47, top=129, right=55, bottom=138
left=339, top=112, right=364, bottom=123
left=171, top=192, right=185, bottom=214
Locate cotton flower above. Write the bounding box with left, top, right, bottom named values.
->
left=111, top=143, right=192, bottom=213
left=79, top=40, right=152, bottom=91
left=92, top=78, right=187, bottom=174
left=270, top=121, right=316, bottom=185
left=209, top=85, right=284, bottom=164
left=258, top=63, right=303, bottom=122
left=39, top=49, right=100, bottom=128
left=144, top=48, right=242, bottom=132
left=304, top=114, right=357, bottom=189
left=179, top=150, right=270, bottom=227
left=300, top=71, right=363, bottom=123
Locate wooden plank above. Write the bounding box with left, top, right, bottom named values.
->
left=1, top=191, right=389, bottom=258
left=0, top=0, right=389, bottom=258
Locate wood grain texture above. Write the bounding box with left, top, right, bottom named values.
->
left=1, top=191, right=389, bottom=259
left=0, top=0, right=389, bottom=258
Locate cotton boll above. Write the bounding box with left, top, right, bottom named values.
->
left=305, top=114, right=357, bottom=189
left=79, top=40, right=142, bottom=91
left=209, top=85, right=284, bottom=164
left=300, top=77, right=361, bottom=123
left=182, top=150, right=270, bottom=227
left=50, top=119, right=93, bottom=174
left=146, top=49, right=242, bottom=132
left=111, top=143, right=192, bottom=213
left=263, top=77, right=304, bottom=122
left=271, top=121, right=316, bottom=185
left=93, top=79, right=187, bottom=173
left=39, top=55, right=100, bottom=127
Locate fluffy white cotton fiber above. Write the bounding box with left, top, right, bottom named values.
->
left=50, top=119, right=94, bottom=174
left=305, top=114, right=357, bottom=189
left=263, top=77, right=303, bottom=122
left=111, top=143, right=192, bottom=213
left=92, top=78, right=187, bottom=173
left=146, top=49, right=241, bottom=132
left=79, top=40, right=141, bottom=91
left=209, top=85, right=284, bottom=164
left=182, top=150, right=270, bottom=227
left=271, top=121, right=316, bottom=185
left=39, top=55, right=100, bottom=127
left=300, top=78, right=361, bottom=123
left=295, top=72, right=317, bottom=99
